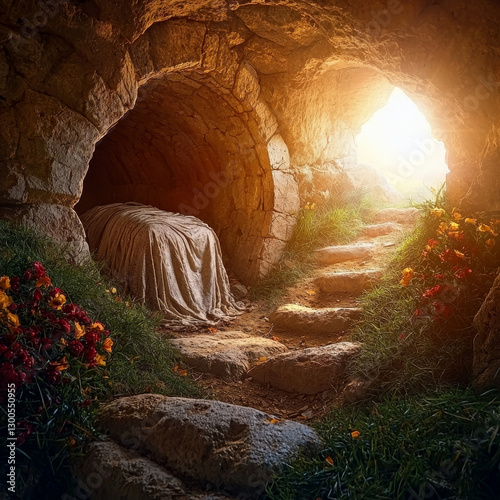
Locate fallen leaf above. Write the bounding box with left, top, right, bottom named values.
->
left=325, top=456, right=334, bottom=466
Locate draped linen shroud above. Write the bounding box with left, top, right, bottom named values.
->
left=81, top=203, right=244, bottom=327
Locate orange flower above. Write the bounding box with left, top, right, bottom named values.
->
left=0, top=276, right=10, bottom=291
left=400, top=268, right=414, bottom=287
left=103, top=338, right=113, bottom=353
left=51, top=357, right=70, bottom=371
left=74, top=322, right=85, bottom=340
left=486, top=238, right=496, bottom=247
left=452, top=211, right=463, bottom=221
left=465, top=218, right=477, bottom=225
left=35, top=275, right=51, bottom=288
left=7, top=313, right=20, bottom=333
left=90, top=322, right=105, bottom=331
left=351, top=430, right=361, bottom=439
left=430, top=208, right=445, bottom=219
left=95, top=353, right=106, bottom=366
left=0, top=291, right=13, bottom=310
left=49, top=293, right=66, bottom=310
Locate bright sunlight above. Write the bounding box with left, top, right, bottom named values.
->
left=356, top=87, right=449, bottom=200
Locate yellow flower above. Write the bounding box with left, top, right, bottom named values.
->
left=465, top=218, right=477, bottom=225
left=487, top=238, right=496, bottom=247
left=74, top=322, right=85, bottom=340
left=49, top=293, right=66, bottom=310
left=449, top=222, right=460, bottom=231
left=478, top=224, right=499, bottom=236
left=35, top=275, right=51, bottom=288
left=351, top=430, right=361, bottom=439
left=0, top=291, right=13, bottom=310
left=51, top=356, right=70, bottom=371
left=400, top=268, right=414, bottom=287
left=90, top=322, right=105, bottom=331
left=95, top=353, right=106, bottom=366
left=103, top=338, right=113, bottom=353
left=7, top=313, right=20, bottom=333
left=455, top=250, right=465, bottom=259
left=430, top=208, right=445, bottom=219
left=0, top=276, right=10, bottom=291
left=437, top=222, right=448, bottom=235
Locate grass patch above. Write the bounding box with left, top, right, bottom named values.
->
left=349, top=187, right=500, bottom=396
left=250, top=191, right=379, bottom=307
left=268, top=388, right=500, bottom=500
left=0, top=221, right=199, bottom=398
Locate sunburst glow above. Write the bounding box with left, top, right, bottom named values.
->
left=356, top=88, right=449, bottom=199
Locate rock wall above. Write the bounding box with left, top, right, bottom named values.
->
left=2, top=0, right=500, bottom=283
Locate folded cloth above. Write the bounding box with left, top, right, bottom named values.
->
left=81, top=202, right=244, bottom=327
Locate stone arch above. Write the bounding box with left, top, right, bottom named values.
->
left=2, top=0, right=500, bottom=280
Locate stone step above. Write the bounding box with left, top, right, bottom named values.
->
left=315, top=269, right=383, bottom=293
left=249, top=342, right=361, bottom=395
left=270, top=304, right=361, bottom=333
left=373, top=207, right=420, bottom=224
left=362, top=222, right=402, bottom=237
left=100, top=395, right=321, bottom=495
left=170, top=331, right=288, bottom=381
left=314, top=243, right=375, bottom=265
left=78, top=440, right=234, bottom=500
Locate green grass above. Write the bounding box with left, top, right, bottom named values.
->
left=0, top=222, right=199, bottom=399
left=250, top=191, right=379, bottom=307
left=267, top=388, right=500, bottom=500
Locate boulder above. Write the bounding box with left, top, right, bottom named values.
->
left=100, top=395, right=321, bottom=495
left=315, top=270, right=383, bottom=293
left=314, top=243, right=375, bottom=265
left=473, top=272, right=500, bottom=387
left=76, top=440, right=232, bottom=500
left=249, top=342, right=361, bottom=394
left=270, top=304, right=361, bottom=333
left=170, top=331, right=288, bottom=380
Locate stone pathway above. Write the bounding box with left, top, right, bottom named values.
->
left=85, top=208, right=419, bottom=499
left=170, top=207, right=418, bottom=408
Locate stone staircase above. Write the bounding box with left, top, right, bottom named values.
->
left=171, top=208, right=419, bottom=402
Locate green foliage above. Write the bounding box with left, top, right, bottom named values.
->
left=251, top=191, right=376, bottom=307
left=268, top=388, right=500, bottom=500
left=0, top=222, right=199, bottom=499
left=350, top=187, right=500, bottom=395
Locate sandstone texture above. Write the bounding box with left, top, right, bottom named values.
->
left=249, top=342, right=361, bottom=394
left=270, top=304, right=361, bottom=334
left=473, top=272, right=500, bottom=388
left=315, top=270, right=383, bottom=293
left=77, top=440, right=233, bottom=500
left=2, top=0, right=500, bottom=286
left=170, top=331, right=288, bottom=380
left=100, top=395, right=321, bottom=494
left=314, top=244, right=375, bottom=265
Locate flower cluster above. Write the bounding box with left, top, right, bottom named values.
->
left=0, top=262, right=113, bottom=407
left=401, top=207, right=499, bottom=325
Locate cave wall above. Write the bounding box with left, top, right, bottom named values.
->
left=2, top=0, right=500, bottom=282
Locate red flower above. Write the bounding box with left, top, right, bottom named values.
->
left=454, top=266, right=473, bottom=280
left=40, top=337, right=52, bottom=351
left=16, top=421, right=34, bottom=446
left=423, top=285, right=444, bottom=298
left=50, top=287, right=64, bottom=298
left=52, top=318, right=71, bottom=336
left=10, top=276, right=20, bottom=293
left=84, top=347, right=97, bottom=363
left=433, top=300, right=454, bottom=320
left=84, top=331, right=100, bottom=347
left=428, top=239, right=440, bottom=248
left=79, top=398, right=92, bottom=408
left=439, top=249, right=465, bottom=264
left=44, top=368, right=61, bottom=385
left=68, top=340, right=84, bottom=357
left=32, top=261, right=46, bottom=279
left=0, top=362, right=17, bottom=387
left=23, top=270, right=32, bottom=280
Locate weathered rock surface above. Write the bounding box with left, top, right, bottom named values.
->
left=473, top=272, right=500, bottom=388
left=77, top=440, right=233, bottom=500
left=315, top=270, right=383, bottom=293
left=362, top=222, right=402, bottom=237
left=270, top=304, right=361, bottom=333
left=100, top=395, right=321, bottom=494
left=314, top=244, right=375, bottom=265
left=170, top=331, right=287, bottom=380
left=249, top=342, right=361, bottom=395
left=373, top=208, right=421, bottom=225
